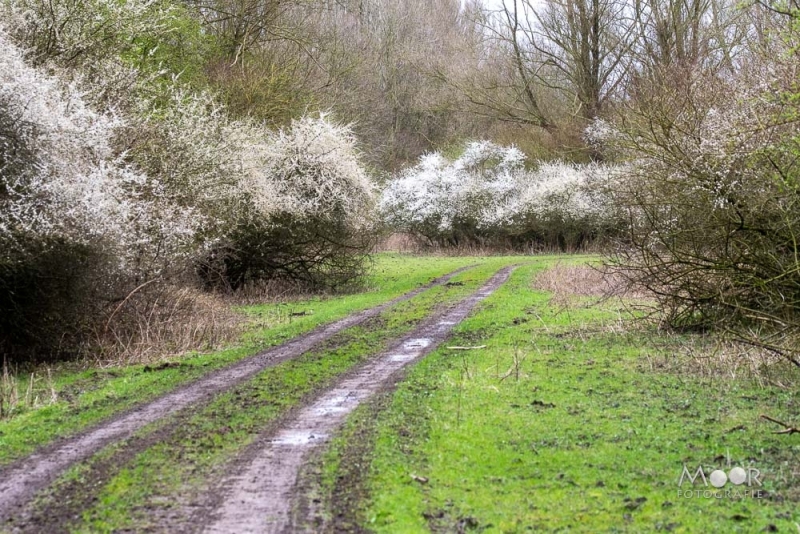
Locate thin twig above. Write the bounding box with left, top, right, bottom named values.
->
left=760, top=414, right=800, bottom=435
left=104, top=279, right=160, bottom=335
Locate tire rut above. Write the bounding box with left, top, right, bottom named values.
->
left=0, top=266, right=474, bottom=524
left=198, top=265, right=515, bottom=534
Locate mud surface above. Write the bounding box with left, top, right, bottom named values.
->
left=0, top=266, right=473, bottom=524
left=293, top=389, right=394, bottom=534
left=199, top=266, right=515, bottom=534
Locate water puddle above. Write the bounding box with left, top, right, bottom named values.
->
left=271, top=430, right=328, bottom=446
left=404, top=337, right=432, bottom=349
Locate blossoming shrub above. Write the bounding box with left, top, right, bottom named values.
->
left=200, top=115, right=378, bottom=291
left=0, top=29, right=188, bottom=356
left=1, top=20, right=377, bottom=360
left=123, top=91, right=248, bottom=251
left=609, top=54, right=800, bottom=360
left=380, top=141, right=523, bottom=245
left=123, top=91, right=377, bottom=291
left=380, top=141, right=620, bottom=249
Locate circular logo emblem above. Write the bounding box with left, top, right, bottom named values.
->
left=728, top=467, right=747, bottom=486
left=709, top=470, right=728, bottom=488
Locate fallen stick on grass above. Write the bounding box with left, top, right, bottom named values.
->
left=760, top=414, right=800, bottom=435
left=446, top=345, right=486, bottom=350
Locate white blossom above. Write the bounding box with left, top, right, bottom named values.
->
left=0, top=26, right=195, bottom=276
left=380, top=140, right=619, bottom=239
left=251, top=114, right=376, bottom=227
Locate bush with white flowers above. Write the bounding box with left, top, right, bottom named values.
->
left=0, top=28, right=197, bottom=354
left=380, top=141, right=522, bottom=243
left=121, top=87, right=377, bottom=290
left=199, top=114, right=377, bottom=290
left=1, top=15, right=378, bottom=358
left=256, top=114, right=376, bottom=224
left=607, top=53, right=800, bottom=355
left=380, top=141, right=620, bottom=248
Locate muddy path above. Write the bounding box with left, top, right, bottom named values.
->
left=291, top=387, right=394, bottom=534
left=0, top=266, right=474, bottom=523
left=197, top=265, right=515, bottom=534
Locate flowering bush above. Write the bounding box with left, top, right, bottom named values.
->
left=1, top=0, right=218, bottom=122
left=124, top=87, right=378, bottom=290
left=123, top=90, right=250, bottom=246
left=510, top=161, right=621, bottom=247
left=1, top=16, right=377, bottom=358
left=380, top=141, right=522, bottom=242
left=380, top=141, right=620, bottom=249
left=255, top=114, right=376, bottom=224
left=583, top=118, right=619, bottom=160
left=0, top=27, right=195, bottom=354
left=201, top=114, right=378, bottom=290
left=608, top=54, right=800, bottom=357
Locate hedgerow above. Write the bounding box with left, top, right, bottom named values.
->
left=380, top=140, right=622, bottom=249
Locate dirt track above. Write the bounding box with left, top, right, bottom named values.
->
left=0, top=266, right=473, bottom=523
left=198, top=266, right=515, bottom=534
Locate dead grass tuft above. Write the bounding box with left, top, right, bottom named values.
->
left=375, top=233, right=421, bottom=253
left=376, top=234, right=608, bottom=256
left=230, top=278, right=316, bottom=306
left=644, top=334, right=800, bottom=389
left=532, top=262, right=650, bottom=308
left=1, top=358, right=58, bottom=419
left=533, top=263, right=614, bottom=297
left=95, top=285, right=243, bottom=365
left=1, top=275, right=334, bottom=415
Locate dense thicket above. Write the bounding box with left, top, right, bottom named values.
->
left=0, top=0, right=377, bottom=360
left=608, top=6, right=800, bottom=362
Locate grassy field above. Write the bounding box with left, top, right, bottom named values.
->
left=2, top=254, right=800, bottom=533
left=311, top=259, right=800, bottom=533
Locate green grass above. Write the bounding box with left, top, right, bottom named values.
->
left=25, top=259, right=522, bottom=533
left=0, top=254, right=484, bottom=466
left=317, top=260, right=800, bottom=533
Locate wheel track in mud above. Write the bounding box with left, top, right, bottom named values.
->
left=0, top=265, right=475, bottom=524
left=197, top=265, right=516, bottom=534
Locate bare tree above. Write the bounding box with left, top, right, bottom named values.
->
left=532, top=0, right=638, bottom=120
left=441, top=0, right=637, bottom=154
left=629, top=0, right=753, bottom=73
left=190, top=0, right=295, bottom=61
left=631, top=0, right=710, bottom=67
left=314, top=0, right=478, bottom=168
left=444, top=1, right=557, bottom=130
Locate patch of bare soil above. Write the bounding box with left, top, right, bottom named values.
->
left=196, top=266, right=514, bottom=534
left=0, top=266, right=473, bottom=524
left=12, top=315, right=391, bottom=534
left=11, top=418, right=180, bottom=534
